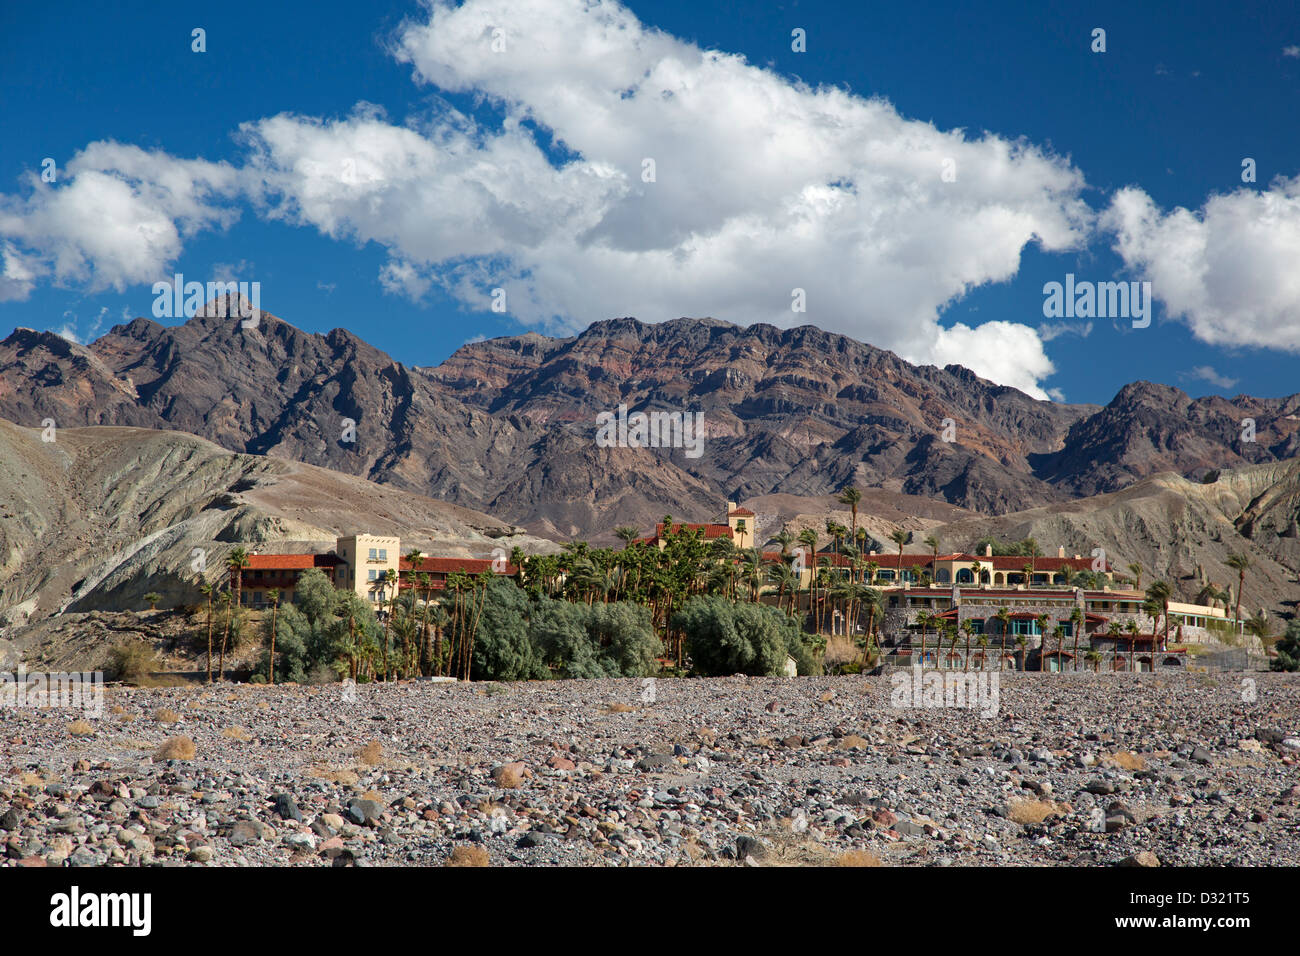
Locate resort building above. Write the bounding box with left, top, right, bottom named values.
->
left=637, top=501, right=757, bottom=549
left=237, top=535, right=511, bottom=608
left=865, top=544, right=1113, bottom=587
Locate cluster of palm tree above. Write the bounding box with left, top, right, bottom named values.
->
left=197, top=545, right=251, bottom=682
left=502, top=512, right=886, bottom=667
left=909, top=603, right=1095, bottom=673
left=359, top=550, right=490, bottom=682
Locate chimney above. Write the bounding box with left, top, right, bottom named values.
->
left=1057, top=545, right=1066, bottom=559
left=726, top=500, right=736, bottom=515
left=983, top=544, right=993, bottom=558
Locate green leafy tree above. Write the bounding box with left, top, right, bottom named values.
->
left=588, top=602, right=662, bottom=676
left=673, top=596, right=817, bottom=677
left=1271, top=619, right=1300, bottom=671
left=471, top=575, right=548, bottom=681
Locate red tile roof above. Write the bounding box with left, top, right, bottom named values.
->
left=728, top=508, right=755, bottom=517
left=864, top=553, right=1108, bottom=572
left=653, top=522, right=734, bottom=540
left=400, top=557, right=517, bottom=575
left=245, top=553, right=340, bottom=571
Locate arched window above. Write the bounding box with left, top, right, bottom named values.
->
left=936, top=568, right=951, bottom=583
left=956, top=568, right=973, bottom=584
left=994, top=573, right=1005, bottom=585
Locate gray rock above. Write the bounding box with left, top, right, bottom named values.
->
left=347, top=799, right=384, bottom=826
left=273, top=793, right=303, bottom=823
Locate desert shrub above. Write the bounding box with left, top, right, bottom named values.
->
left=154, top=708, right=180, bottom=724
left=1272, top=619, right=1300, bottom=672
left=822, top=635, right=859, bottom=671
left=471, top=576, right=548, bottom=681
left=1006, top=798, right=1066, bottom=826
left=154, top=736, right=196, bottom=761
left=445, top=845, right=489, bottom=867
left=674, top=596, right=816, bottom=677
left=305, top=662, right=338, bottom=685
left=67, top=720, right=95, bottom=736
left=107, top=641, right=160, bottom=685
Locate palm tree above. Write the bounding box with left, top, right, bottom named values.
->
left=1025, top=537, right=1039, bottom=581
left=995, top=607, right=1011, bottom=671
left=1145, top=580, right=1173, bottom=651
left=1051, top=624, right=1065, bottom=674
left=860, top=587, right=882, bottom=661
left=217, top=589, right=233, bottom=681
left=1244, top=609, right=1269, bottom=636
left=976, top=632, right=989, bottom=670
left=1014, top=634, right=1028, bottom=671
left=143, top=592, right=161, bottom=610
left=1069, top=607, right=1084, bottom=671
left=1124, top=619, right=1139, bottom=671
left=266, top=588, right=280, bottom=684
left=889, top=528, right=909, bottom=586
left=1020, top=563, right=1034, bottom=587
left=199, top=582, right=215, bottom=683
left=768, top=562, right=798, bottom=615
left=614, top=526, right=640, bottom=550
left=797, top=528, right=819, bottom=623
left=1106, top=620, right=1122, bottom=670
left=1225, top=553, right=1251, bottom=635
left=838, top=487, right=862, bottom=547
left=226, top=546, right=250, bottom=611
left=1244, top=610, right=1270, bottom=643
left=1035, top=613, right=1050, bottom=671
left=924, top=534, right=940, bottom=576
left=1085, top=649, right=1102, bottom=672
left=220, top=546, right=250, bottom=681
left=915, top=610, right=934, bottom=670
left=383, top=568, right=402, bottom=678
left=1127, top=562, right=1143, bottom=592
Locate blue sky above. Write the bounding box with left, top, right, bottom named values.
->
left=2, top=0, right=1298, bottom=405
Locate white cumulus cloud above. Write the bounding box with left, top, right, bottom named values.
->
left=1102, top=179, right=1300, bottom=351
left=0, top=143, right=239, bottom=296
left=239, top=0, right=1093, bottom=396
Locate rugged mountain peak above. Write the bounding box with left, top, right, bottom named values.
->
left=2, top=310, right=1298, bottom=540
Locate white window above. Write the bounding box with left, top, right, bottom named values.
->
left=368, top=569, right=377, bottom=581
left=368, top=548, right=377, bottom=561
left=378, top=548, right=388, bottom=561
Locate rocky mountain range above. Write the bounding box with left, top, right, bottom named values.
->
left=3, top=298, right=1298, bottom=544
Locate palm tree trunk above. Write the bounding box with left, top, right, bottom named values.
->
left=268, top=601, right=278, bottom=684
left=219, top=603, right=231, bottom=682
left=205, top=598, right=214, bottom=683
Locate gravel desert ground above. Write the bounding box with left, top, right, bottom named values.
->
left=2, top=672, right=1297, bottom=868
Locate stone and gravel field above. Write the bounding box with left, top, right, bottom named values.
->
left=2, top=672, right=1298, bottom=867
